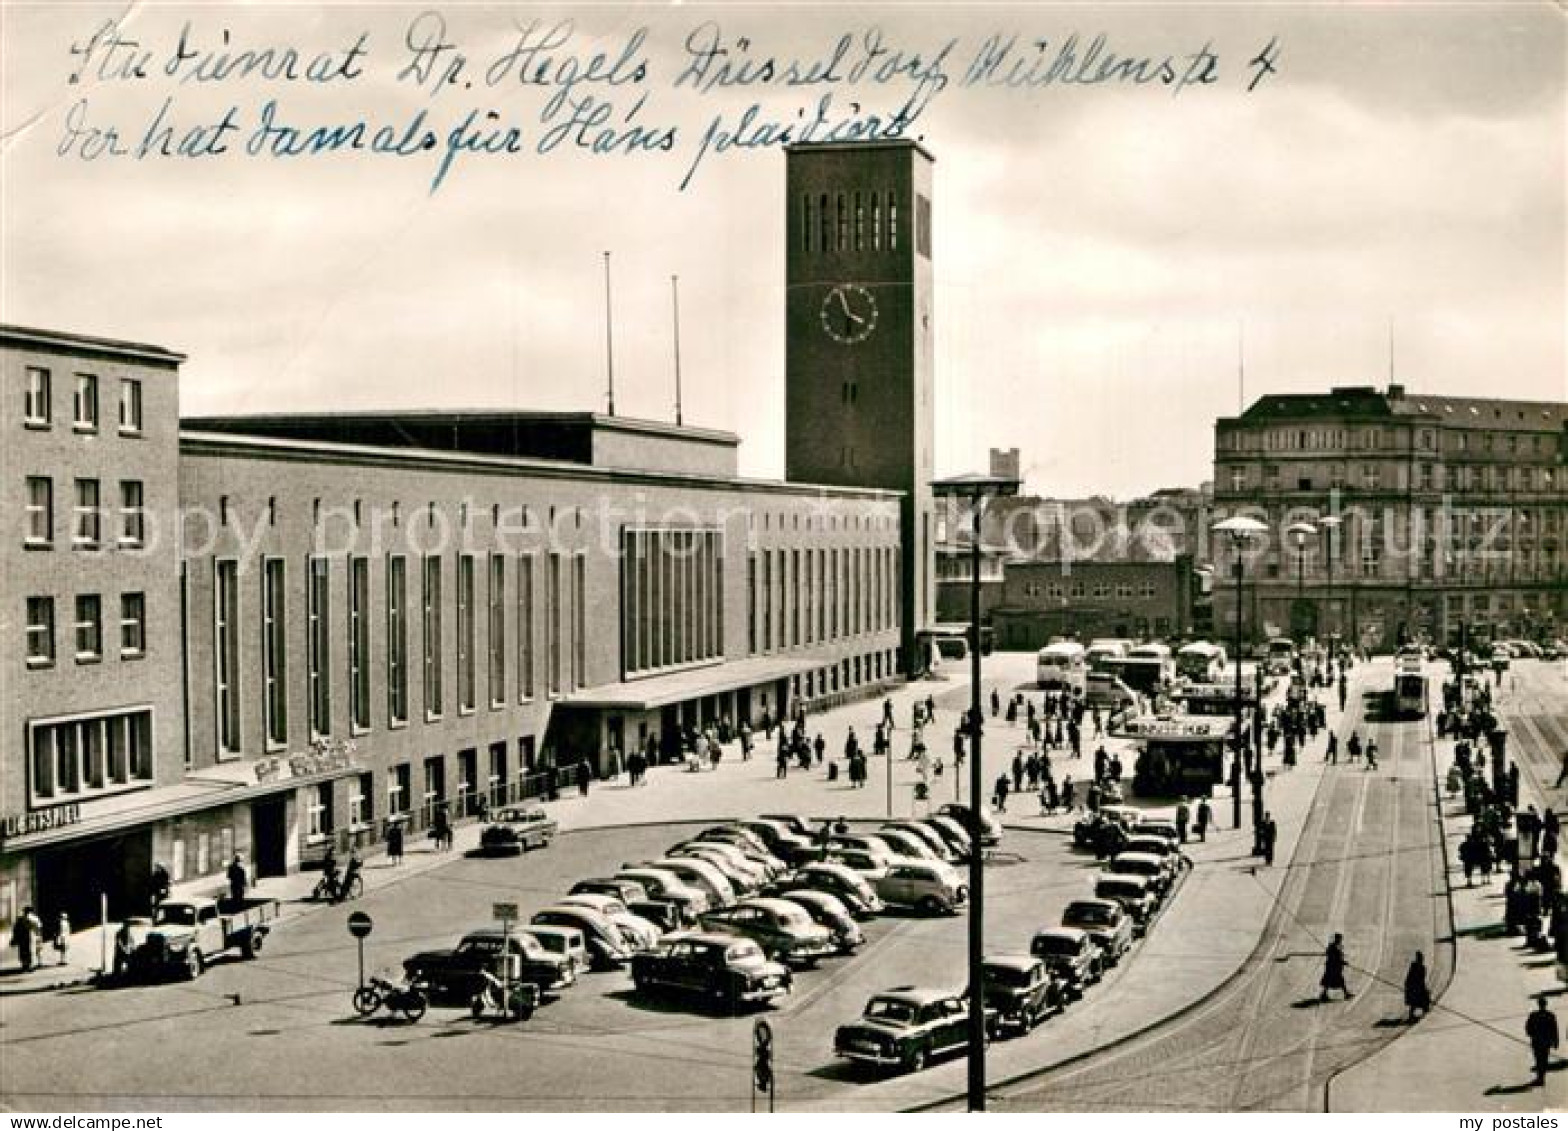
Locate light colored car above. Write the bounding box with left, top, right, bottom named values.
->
left=875, top=861, right=968, bottom=915
left=615, top=868, right=711, bottom=916
left=557, top=893, right=662, bottom=951
left=518, top=924, right=589, bottom=977
left=1061, top=898, right=1135, bottom=964
left=876, top=826, right=947, bottom=864
left=786, top=862, right=886, bottom=917
left=774, top=889, right=863, bottom=954
left=531, top=905, right=634, bottom=970
left=646, top=857, right=738, bottom=908
left=700, top=898, right=837, bottom=967
left=883, top=821, right=958, bottom=862
left=671, top=841, right=770, bottom=891
left=921, top=816, right=973, bottom=858
left=1107, top=852, right=1174, bottom=897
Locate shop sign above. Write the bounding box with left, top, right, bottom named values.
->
left=0, top=803, right=82, bottom=842
left=254, top=740, right=359, bottom=785
left=1113, top=717, right=1231, bottom=741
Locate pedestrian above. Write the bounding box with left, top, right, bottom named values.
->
left=1175, top=798, right=1190, bottom=843
left=883, top=697, right=894, bottom=730
left=1459, top=835, right=1477, bottom=886
left=112, top=919, right=135, bottom=981
left=10, top=905, right=41, bottom=972
left=776, top=746, right=789, bottom=780
left=1347, top=732, right=1362, bottom=763
left=576, top=760, right=592, bottom=797
left=1196, top=798, right=1212, bottom=842
left=387, top=819, right=405, bottom=865
left=149, top=862, right=171, bottom=912
left=814, top=733, right=826, bottom=765
left=1259, top=813, right=1277, bottom=867
left=226, top=853, right=249, bottom=904
left=991, top=688, right=1000, bottom=718
left=1365, top=739, right=1379, bottom=772
left=1061, top=776, right=1076, bottom=812
left=994, top=774, right=1010, bottom=813
left=1526, top=996, right=1559, bottom=1087
left=51, top=912, right=70, bottom=966
left=1011, top=752, right=1024, bottom=795
left=1325, top=734, right=1339, bottom=764
left=1319, top=933, right=1353, bottom=1001
left=432, top=806, right=453, bottom=850
left=1403, top=952, right=1430, bottom=1022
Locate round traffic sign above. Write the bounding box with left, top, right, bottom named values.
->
left=347, top=911, right=373, bottom=939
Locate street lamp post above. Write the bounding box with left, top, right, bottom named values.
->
left=932, top=472, right=1019, bottom=1114
left=1318, top=514, right=1342, bottom=643
left=1288, top=521, right=1317, bottom=643
left=1214, top=516, right=1268, bottom=831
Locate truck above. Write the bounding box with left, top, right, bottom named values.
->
left=127, top=896, right=280, bottom=980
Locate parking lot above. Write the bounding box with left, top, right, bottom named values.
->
left=0, top=814, right=1182, bottom=1111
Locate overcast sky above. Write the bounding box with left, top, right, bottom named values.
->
left=3, top=1, right=1563, bottom=497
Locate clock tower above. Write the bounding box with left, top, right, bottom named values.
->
left=784, top=140, right=936, bottom=673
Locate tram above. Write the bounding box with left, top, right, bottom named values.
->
left=1393, top=664, right=1429, bottom=720
left=1112, top=715, right=1232, bottom=796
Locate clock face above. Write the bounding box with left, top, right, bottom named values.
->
left=820, top=284, right=879, bottom=345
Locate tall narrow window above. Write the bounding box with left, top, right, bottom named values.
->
left=888, top=190, right=898, bottom=250
left=348, top=556, right=370, bottom=732
left=387, top=555, right=408, bottom=726
left=870, top=194, right=881, bottom=251
left=118, top=379, right=143, bottom=434
left=819, top=193, right=830, bottom=252
left=489, top=554, right=506, bottom=706
left=73, top=479, right=101, bottom=547
left=802, top=195, right=813, bottom=253
left=120, top=592, right=145, bottom=658
left=573, top=554, right=586, bottom=689
left=457, top=554, right=476, bottom=712
left=518, top=554, right=535, bottom=701
left=547, top=553, right=562, bottom=695
left=24, top=366, right=51, bottom=426
left=262, top=558, right=288, bottom=747
left=307, top=555, right=331, bottom=737
left=73, top=373, right=98, bottom=431
left=836, top=193, right=847, bottom=249
left=119, top=480, right=144, bottom=546
left=422, top=556, right=444, bottom=718
left=761, top=549, right=773, bottom=652
left=26, top=597, right=54, bottom=667
left=25, top=477, right=52, bottom=546
left=748, top=551, right=758, bottom=654
left=215, top=561, right=240, bottom=752
left=854, top=192, right=864, bottom=250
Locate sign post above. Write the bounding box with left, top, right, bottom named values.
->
left=347, top=911, right=373, bottom=990
left=493, top=902, right=519, bottom=1018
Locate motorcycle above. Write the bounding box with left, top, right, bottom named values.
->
left=352, top=975, right=428, bottom=1022
left=312, top=866, right=364, bottom=904
left=469, top=964, right=540, bottom=1023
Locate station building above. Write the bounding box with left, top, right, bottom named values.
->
left=0, top=139, right=939, bottom=931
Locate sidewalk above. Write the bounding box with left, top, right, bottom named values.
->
left=1331, top=686, right=1567, bottom=1111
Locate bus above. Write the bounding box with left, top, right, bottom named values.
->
left=1085, top=639, right=1134, bottom=673
left=1112, top=714, right=1232, bottom=795
left=1128, top=643, right=1175, bottom=683
left=1176, top=642, right=1228, bottom=684
left=1037, top=641, right=1088, bottom=691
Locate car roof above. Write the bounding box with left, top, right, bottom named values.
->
left=1113, top=852, right=1166, bottom=865
left=519, top=924, right=582, bottom=941
left=1096, top=874, right=1150, bottom=889
left=676, top=931, right=759, bottom=951
left=744, top=897, right=809, bottom=916
left=982, top=954, right=1042, bottom=973
left=870, top=985, right=953, bottom=1006
left=1033, top=926, right=1088, bottom=942
left=1065, top=897, right=1121, bottom=914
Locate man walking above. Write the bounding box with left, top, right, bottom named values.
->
left=1526, top=995, right=1559, bottom=1087
left=226, top=853, right=249, bottom=905
left=1319, top=933, right=1353, bottom=1001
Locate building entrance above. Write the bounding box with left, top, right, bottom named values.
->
left=33, top=829, right=152, bottom=929
left=251, top=797, right=288, bottom=879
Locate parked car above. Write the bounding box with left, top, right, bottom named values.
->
left=773, top=889, right=863, bottom=954
left=530, top=906, right=634, bottom=969
left=518, top=925, right=589, bottom=977
left=673, top=840, right=774, bottom=888
left=1061, top=898, right=1136, bottom=964
left=477, top=805, right=558, bottom=855
left=1130, top=819, right=1181, bottom=849
left=1106, top=852, right=1175, bottom=898
left=875, top=861, right=968, bottom=915
left=630, top=932, right=792, bottom=1010
left=834, top=987, right=996, bottom=1073
left=1124, top=835, right=1184, bottom=873
left=628, top=898, right=696, bottom=934
left=615, top=868, right=711, bottom=917
left=1094, top=874, right=1158, bottom=930
left=126, top=896, right=280, bottom=980
left=644, top=857, right=738, bottom=908
left=694, top=825, right=778, bottom=861
left=570, top=877, right=648, bottom=905
left=1029, top=927, right=1101, bottom=997
left=882, top=820, right=958, bottom=862
left=826, top=833, right=903, bottom=861
left=827, top=847, right=892, bottom=885
left=556, top=894, right=662, bottom=951
left=757, top=813, right=815, bottom=839
left=700, top=898, right=837, bottom=967
left=736, top=819, right=818, bottom=865
left=921, top=815, right=974, bottom=858
left=936, top=803, right=1002, bottom=847
left=981, top=955, right=1064, bottom=1036
left=1073, top=812, right=1131, bottom=856
left=404, top=929, right=574, bottom=1000
left=875, top=826, right=948, bottom=864
left=779, top=862, right=885, bottom=917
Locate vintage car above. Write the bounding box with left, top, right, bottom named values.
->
left=630, top=932, right=792, bottom=1010
left=875, top=826, right=948, bottom=865
left=1106, top=851, right=1175, bottom=898
left=693, top=825, right=785, bottom=868
left=556, top=894, right=662, bottom=951
left=668, top=842, right=769, bottom=893
left=981, top=954, right=1064, bottom=1036
left=518, top=924, right=589, bottom=976
left=126, top=896, right=279, bottom=980
left=827, top=847, right=892, bottom=886
left=643, top=857, right=738, bottom=908
left=614, top=868, right=711, bottom=917
left=735, top=819, right=818, bottom=865
left=834, top=987, right=996, bottom=1073
left=477, top=806, right=559, bottom=855
left=530, top=906, right=634, bottom=970
left=875, top=861, right=968, bottom=916
left=936, top=803, right=1002, bottom=847
left=699, top=898, right=837, bottom=967
left=882, top=821, right=958, bottom=863
left=1130, top=819, right=1182, bottom=848
left=1029, top=927, right=1101, bottom=997
left=922, top=815, right=974, bottom=858
left=1124, top=836, right=1185, bottom=881
left=773, top=889, right=864, bottom=954
left=777, top=862, right=885, bottom=918
left=1061, top=898, right=1136, bottom=964
left=1094, top=874, right=1158, bottom=930
left=570, top=877, right=648, bottom=905
left=757, top=813, right=815, bottom=839
left=404, top=929, right=574, bottom=1000
left=1072, top=812, right=1132, bottom=857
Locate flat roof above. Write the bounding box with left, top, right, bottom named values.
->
left=558, top=656, right=823, bottom=710
left=0, top=322, right=186, bottom=366
left=183, top=409, right=740, bottom=447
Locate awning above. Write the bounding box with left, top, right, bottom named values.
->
left=559, top=656, right=822, bottom=710
left=1, top=753, right=362, bottom=854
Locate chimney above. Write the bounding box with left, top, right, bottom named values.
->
left=989, top=447, right=1021, bottom=482
left=1388, top=383, right=1406, bottom=400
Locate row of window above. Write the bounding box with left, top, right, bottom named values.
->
left=1224, top=424, right=1558, bottom=458
left=746, top=544, right=898, bottom=656
left=221, top=552, right=584, bottom=758
left=1229, top=463, right=1562, bottom=495
left=621, top=529, right=724, bottom=678
left=25, top=593, right=146, bottom=667
left=23, top=367, right=143, bottom=434
left=29, top=707, right=154, bottom=802
left=802, top=189, right=899, bottom=255
left=24, top=476, right=144, bottom=548
left=1022, top=579, right=1162, bottom=601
